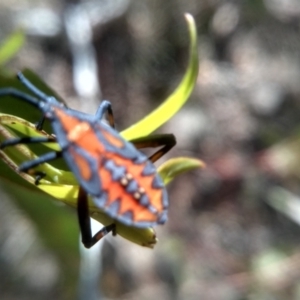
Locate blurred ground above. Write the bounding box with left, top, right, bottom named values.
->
left=1, top=0, right=300, bottom=299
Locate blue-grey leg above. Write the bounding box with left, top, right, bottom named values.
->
left=1, top=137, right=55, bottom=149
left=1, top=136, right=59, bottom=184
left=18, top=151, right=62, bottom=172
left=94, top=100, right=115, bottom=128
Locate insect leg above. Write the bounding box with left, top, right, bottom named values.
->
left=1, top=136, right=59, bottom=182
left=1, top=137, right=60, bottom=183
left=77, top=186, right=116, bottom=248
left=36, top=116, right=46, bottom=131
left=95, top=100, right=115, bottom=128
left=18, top=151, right=62, bottom=172
left=1, top=136, right=56, bottom=149
left=33, top=171, right=46, bottom=185
left=131, top=133, right=176, bottom=163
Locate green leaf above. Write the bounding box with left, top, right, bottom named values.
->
left=0, top=114, right=159, bottom=248
left=0, top=30, right=25, bottom=66
left=121, top=13, right=199, bottom=140
left=0, top=114, right=75, bottom=184
left=0, top=14, right=202, bottom=249
left=158, top=157, right=205, bottom=185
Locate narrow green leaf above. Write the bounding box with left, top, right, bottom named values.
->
left=0, top=114, right=76, bottom=184
left=0, top=30, right=25, bottom=66
left=158, top=157, right=205, bottom=185
left=121, top=13, right=199, bottom=140
left=0, top=14, right=202, bottom=248
left=0, top=113, right=61, bottom=151
left=0, top=114, right=158, bottom=248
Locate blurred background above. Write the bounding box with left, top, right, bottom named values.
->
left=1, top=0, right=300, bottom=299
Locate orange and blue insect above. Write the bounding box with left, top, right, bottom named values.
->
left=0, top=73, right=170, bottom=243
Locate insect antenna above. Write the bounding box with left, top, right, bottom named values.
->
left=17, top=72, right=51, bottom=103
left=0, top=88, right=40, bottom=108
